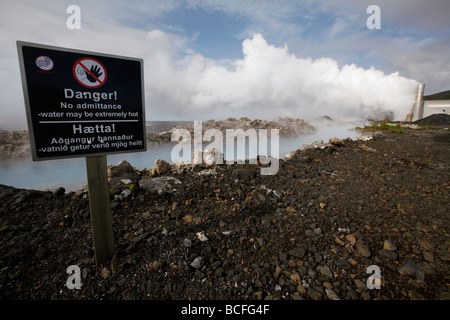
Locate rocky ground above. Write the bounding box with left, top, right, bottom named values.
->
left=0, top=130, right=30, bottom=159
left=0, top=121, right=449, bottom=301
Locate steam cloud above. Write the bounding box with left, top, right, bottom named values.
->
left=146, top=32, right=419, bottom=121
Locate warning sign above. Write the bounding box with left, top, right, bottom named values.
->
left=17, top=41, right=146, bottom=161
left=73, top=57, right=107, bottom=88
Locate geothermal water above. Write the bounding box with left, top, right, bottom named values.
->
left=0, top=124, right=365, bottom=191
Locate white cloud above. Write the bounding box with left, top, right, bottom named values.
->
left=385, top=36, right=450, bottom=93
left=282, top=1, right=450, bottom=94
left=148, top=33, right=418, bottom=121
left=0, top=0, right=166, bottom=129
left=1, top=0, right=444, bottom=130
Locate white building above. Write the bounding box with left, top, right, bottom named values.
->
left=410, top=84, right=450, bottom=121
left=422, top=100, right=450, bottom=118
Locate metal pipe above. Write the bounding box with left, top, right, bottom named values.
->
left=412, top=84, right=425, bottom=121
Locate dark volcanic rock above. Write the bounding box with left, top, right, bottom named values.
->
left=0, top=130, right=30, bottom=159
left=413, top=113, right=450, bottom=126
left=0, top=127, right=449, bottom=301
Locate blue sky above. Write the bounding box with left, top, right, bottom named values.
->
left=159, top=6, right=244, bottom=59
left=1, top=0, right=449, bottom=129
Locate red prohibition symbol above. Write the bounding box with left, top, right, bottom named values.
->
left=73, top=57, right=107, bottom=88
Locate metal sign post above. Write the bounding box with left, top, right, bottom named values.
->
left=17, top=41, right=146, bottom=266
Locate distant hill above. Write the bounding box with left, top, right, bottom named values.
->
left=424, top=90, right=450, bottom=100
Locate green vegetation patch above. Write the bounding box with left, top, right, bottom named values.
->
left=362, top=121, right=404, bottom=134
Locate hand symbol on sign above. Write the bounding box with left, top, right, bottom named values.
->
left=85, top=65, right=103, bottom=83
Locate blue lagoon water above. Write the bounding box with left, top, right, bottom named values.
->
left=0, top=125, right=363, bottom=191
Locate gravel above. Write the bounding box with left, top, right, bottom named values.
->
left=413, top=113, right=450, bottom=126
left=0, top=126, right=449, bottom=300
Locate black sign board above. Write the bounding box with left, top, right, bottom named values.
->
left=17, top=41, right=146, bottom=161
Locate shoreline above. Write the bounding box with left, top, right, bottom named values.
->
left=1, top=117, right=315, bottom=159
left=0, top=121, right=364, bottom=192
left=0, top=125, right=449, bottom=300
